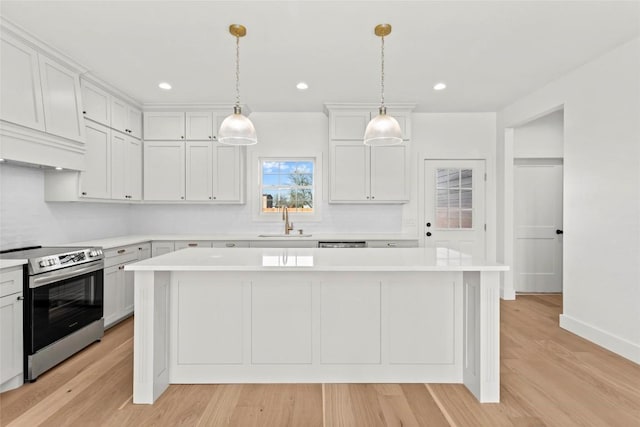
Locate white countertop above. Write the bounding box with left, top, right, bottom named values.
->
left=125, top=247, right=508, bottom=272
left=0, top=259, right=27, bottom=269
left=62, top=233, right=419, bottom=250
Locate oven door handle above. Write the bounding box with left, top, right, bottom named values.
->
left=29, top=261, right=104, bottom=289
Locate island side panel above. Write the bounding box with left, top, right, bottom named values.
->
left=133, top=271, right=170, bottom=404
left=462, top=270, right=500, bottom=403
left=169, top=271, right=463, bottom=383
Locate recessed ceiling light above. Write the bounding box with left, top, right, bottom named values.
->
left=433, top=82, right=447, bottom=91
left=55, top=167, right=63, bottom=171
left=158, top=82, right=172, bottom=90
left=296, top=82, right=309, bottom=90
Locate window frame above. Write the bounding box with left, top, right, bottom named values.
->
left=252, top=153, right=323, bottom=222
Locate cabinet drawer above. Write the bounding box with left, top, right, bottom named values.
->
left=0, top=268, right=23, bottom=298
left=174, top=241, right=213, bottom=250
left=104, top=245, right=139, bottom=268
left=366, top=240, right=419, bottom=248
left=211, top=241, right=250, bottom=248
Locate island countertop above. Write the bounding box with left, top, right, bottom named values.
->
left=125, top=247, right=508, bottom=272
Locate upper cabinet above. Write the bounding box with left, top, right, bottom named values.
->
left=0, top=33, right=45, bottom=131
left=38, top=55, right=85, bottom=142
left=144, top=111, right=219, bottom=141
left=0, top=29, right=86, bottom=169
left=325, top=104, right=413, bottom=204
left=81, top=80, right=111, bottom=126
left=81, top=79, right=142, bottom=139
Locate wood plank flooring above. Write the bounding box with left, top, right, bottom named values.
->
left=1, top=295, right=639, bottom=426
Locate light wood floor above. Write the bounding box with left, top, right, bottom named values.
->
left=1, top=295, right=639, bottom=426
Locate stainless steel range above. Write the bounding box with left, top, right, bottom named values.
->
left=0, top=246, right=104, bottom=381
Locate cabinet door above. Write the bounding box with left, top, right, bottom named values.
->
left=212, top=145, right=242, bottom=202
left=80, top=122, right=111, bottom=199
left=185, top=141, right=212, bottom=201
left=80, top=80, right=110, bottom=126
left=0, top=293, right=23, bottom=386
left=143, top=141, right=185, bottom=201
left=330, top=143, right=369, bottom=201
left=110, top=98, right=127, bottom=134
left=137, top=243, right=152, bottom=261
left=127, top=106, right=142, bottom=139
left=330, top=111, right=369, bottom=140
left=110, top=131, right=127, bottom=200
left=125, top=136, right=142, bottom=200
left=38, top=55, right=84, bottom=142
left=0, top=34, right=45, bottom=131
left=174, top=241, right=213, bottom=250
left=103, top=265, right=123, bottom=328
left=186, top=112, right=215, bottom=140
left=151, top=241, right=175, bottom=257
left=370, top=144, right=408, bottom=202
left=143, top=112, right=186, bottom=140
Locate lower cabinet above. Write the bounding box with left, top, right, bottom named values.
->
left=0, top=267, right=24, bottom=392
left=104, top=243, right=151, bottom=329
left=151, top=241, right=175, bottom=257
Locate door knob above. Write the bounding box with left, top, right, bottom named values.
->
left=556, top=229, right=563, bottom=235
left=426, top=222, right=431, bottom=227
left=426, top=232, right=432, bottom=237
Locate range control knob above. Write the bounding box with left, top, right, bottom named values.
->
left=39, top=260, right=47, bottom=268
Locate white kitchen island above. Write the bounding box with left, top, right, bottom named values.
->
left=126, top=247, right=508, bottom=404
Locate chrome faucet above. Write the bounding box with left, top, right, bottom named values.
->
left=282, top=206, right=294, bottom=235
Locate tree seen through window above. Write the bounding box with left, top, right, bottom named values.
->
left=261, top=160, right=314, bottom=213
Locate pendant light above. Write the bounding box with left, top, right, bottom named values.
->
left=363, top=24, right=402, bottom=146
left=218, top=24, right=257, bottom=145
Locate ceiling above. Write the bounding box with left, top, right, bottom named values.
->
left=1, top=1, right=638, bottom=113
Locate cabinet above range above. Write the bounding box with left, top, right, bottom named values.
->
left=81, top=79, right=142, bottom=139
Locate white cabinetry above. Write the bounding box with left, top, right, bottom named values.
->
left=326, top=105, right=413, bottom=204
left=174, top=241, right=212, bottom=250
left=80, top=121, right=111, bottom=199
left=0, top=267, right=24, bottom=392
left=0, top=29, right=86, bottom=169
left=144, top=141, right=186, bottom=201
left=111, top=98, right=142, bottom=139
left=366, top=240, right=419, bottom=248
left=81, top=80, right=110, bottom=126
left=145, top=111, right=219, bottom=141
left=211, top=241, right=250, bottom=248
left=250, top=240, right=318, bottom=248
left=112, top=133, right=142, bottom=200
left=0, top=33, right=45, bottom=131
left=212, top=145, right=243, bottom=202
left=103, top=243, right=150, bottom=328
left=151, top=241, right=175, bottom=257
left=143, top=112, right=186, bottom=140
left=186, top=141, right=213, bottom=201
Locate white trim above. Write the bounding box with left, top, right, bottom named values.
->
left=80, top=74, right=143, bottom=109
left=143, top=103, right=252, bottom=116
left=560, top=314, right=640, bottom=364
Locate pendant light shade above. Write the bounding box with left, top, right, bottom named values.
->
left=364, top=24, right=402, bottom=146
left=363, top=107, right=402, bottom=146
left=219, top=24, right=257, bottom=146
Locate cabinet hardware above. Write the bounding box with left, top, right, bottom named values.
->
left=371, top=196, right=375, bottom=199
left=118, top=265, right=125, bottom=270
left=17, top=296, right=24, bottom=301
left=387, top=243, right=397, bottom=247
left=213, top=196, right=216, bottom=200
left=180, top=136, right=184, bottom=139
left=225, top=243, right=236, bottom=247
left=366, top=196, right=370, bottom=199
left=82, top=111, right=86, bottom=114
left=556, top=229, right=563, bottom=235
left=209, top=136, right=212, bottom=139
left=180, top=196, right=185, bottom=199
left=81, top=192, right=87, bottom=196
left=117, top=249, right=126, bottom=254
left=209, top=196, right=212, bottom=200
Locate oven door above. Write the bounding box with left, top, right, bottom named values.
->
left=27, top=260, right=104, bottom=354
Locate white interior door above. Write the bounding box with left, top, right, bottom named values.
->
left=424, top=160, right=486, bottom=259
left=514, top=161, right=563, bottom=292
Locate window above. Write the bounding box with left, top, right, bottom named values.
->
left=436, top=168, right=473, bottom=229
left=261, top=160, right=314, bottom=214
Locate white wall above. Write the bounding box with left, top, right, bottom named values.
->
left=513, top=110, right=564, bottom=158
left=497, top=38, right=640, bottom=363
left=0, top=163, right=131, bottom=250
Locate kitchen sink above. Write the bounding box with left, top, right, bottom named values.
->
left=258, top=233, right=313, bottom=238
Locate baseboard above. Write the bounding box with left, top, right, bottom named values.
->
left=501, top=287, right=516, bottom=300
left=559, top=314, right=640, bottom=364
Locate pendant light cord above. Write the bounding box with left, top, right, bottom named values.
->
left=380, top=35, right=385, bottom=109
left=235, top=35, right=241, bottom=108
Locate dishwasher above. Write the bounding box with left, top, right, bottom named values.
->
left=317, top=241, right=367, bottom=248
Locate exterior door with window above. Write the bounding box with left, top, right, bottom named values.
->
left=424, top=160, right=486, bottom=259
